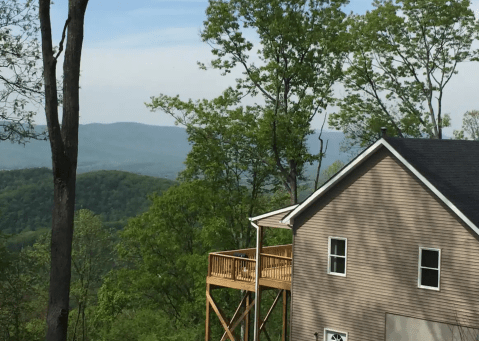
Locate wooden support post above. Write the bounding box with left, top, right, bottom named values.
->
left=206, top=291, right=235, bottom=341
left=206, top=284, right=211, bottom=341
left=254, top=225, right=263, bottom=341
left=244, top=292, right=250, bottom=341
left=254, top=286, right=262, bottom=341
left=282, top=290, right=288, bottom=341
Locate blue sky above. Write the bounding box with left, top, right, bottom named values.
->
left=35, top=0, right=479, bottom=133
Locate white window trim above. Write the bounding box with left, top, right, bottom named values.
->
left=327, top=237, right=347, bottom=277
left=418, top=247, right=441, bottom=291
left=324, top=328, right=348, bottom=341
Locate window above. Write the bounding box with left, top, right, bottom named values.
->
left=418, top=247, right=441, bottom=290
left=328, top=237, right=347, bottom=276
left=324, top=328, right=348, bottom=341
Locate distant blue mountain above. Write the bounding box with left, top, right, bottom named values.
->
left=0, top=122, right=350, bottom=180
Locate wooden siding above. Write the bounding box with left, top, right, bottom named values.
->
left=290, top=147, right=479, bottom=341
left=256, top=211, right=291, bottom=228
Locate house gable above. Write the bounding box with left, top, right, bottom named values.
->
left=283, top=138, right=479, bottom=238
left=290, top=146, right=479, bottom=340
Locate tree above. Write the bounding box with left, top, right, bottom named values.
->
left=38, top=0, right=90, bottom=340
left=0, top=232, right=48, bottom=341
left=329, top=0, right=479, bottom=148
left=69, top=210, right=114, bottom=341
left=318, top=159, right=345, bottom=186
left=191, top=0, right=348, bottom=204
left=146, top=88, right=283, bottom=249
left=0, top=0, right=50, bottom=143
left=94, top=182, right=214, bottom=340
left=454, top=110, right=479, bottom=140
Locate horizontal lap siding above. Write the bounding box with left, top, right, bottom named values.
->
left=290, top=148, right=479, bottom=341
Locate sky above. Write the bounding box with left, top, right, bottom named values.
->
left=31, top=0, right=479, bottom=134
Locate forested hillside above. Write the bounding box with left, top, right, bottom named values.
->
left=0, top=168, right=175, bottom=235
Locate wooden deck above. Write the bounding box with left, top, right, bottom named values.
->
left=206, top=244, right=292, bottom=291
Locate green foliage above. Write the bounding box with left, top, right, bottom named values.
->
left=95, top=178, right=289, bottom=340
left=319, top=160, right=345, bottom=186
left=0, top=232, right=47, bottom=340
left=69, top=210, right=115, bottom=341
left=149, top=0, right=349, bottom=203
left=25, top=209, right=116, bottom=341
left=93, top=308, right=202, bottom=341
left=95, top=182, right=212, bottom=340
left=454, top=110, right=479, bottom=140
left=147, top=89, right=288, bottom=247
left=0, top=168, right=175, bottom=235
left=5, top=228, right=49, bottom=251
left=0, top=0, right=50, bottom=144
left=330, top=0, right=479, bottom=147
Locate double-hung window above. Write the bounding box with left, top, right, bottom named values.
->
left=418, top=247, right=441, bottom=290
left=328, top=237, right=347, bottom=276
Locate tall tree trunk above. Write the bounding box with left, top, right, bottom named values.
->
left=39, top=0, right=89, bottom=340
left=288, top=160, right=297, bottom=205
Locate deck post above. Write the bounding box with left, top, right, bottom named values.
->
left=252, top=223, right=263, bottom=341
left=282, top=290, right=288, bottom=341
left=244, top=292, right=250, bottom=341
left=206, top=283, right=211, bottom=341
left=254, top=287, right=262, bottom=341
left=232, top=258, right=236, bottom=281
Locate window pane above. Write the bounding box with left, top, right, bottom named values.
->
left=421, top=249, right=439, bottom=268
left=331, top=239, right=346, bottom=256
left=421, top=268, right=439, bottom=288
left=330, top=256, right=345, bottom=274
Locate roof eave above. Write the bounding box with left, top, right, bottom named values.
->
left=249, top=204, right=299, bottom=222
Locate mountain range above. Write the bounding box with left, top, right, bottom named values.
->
left=0, top=122, right=351, bottom=180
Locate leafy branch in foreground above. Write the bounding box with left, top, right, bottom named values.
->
left=0, top=0, right=48, bottom=143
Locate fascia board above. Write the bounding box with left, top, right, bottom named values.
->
left=248, top=204, right=299, bottom=222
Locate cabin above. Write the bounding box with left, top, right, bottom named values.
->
left=205, top=135, right=479, bottom=341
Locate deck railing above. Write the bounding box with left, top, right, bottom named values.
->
left=260, top=254, right=291, bottom=281
left=262, top=244, right=292, bottom=258
left=209, top=254, right=256, bottom=282
left=208, top=244, right=292, bottom=283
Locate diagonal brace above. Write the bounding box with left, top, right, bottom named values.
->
left=220, top=292, right=249, bottom=341
left=260, top=289, right=283, bottom=332
left=206, top=291, right=235, bottom=341
left=221, top=293, right=256, bottom=341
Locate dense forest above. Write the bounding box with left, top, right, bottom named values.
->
left=0, top=163, right=346, bottom=341
left=0, top=168, right=175, bottom=249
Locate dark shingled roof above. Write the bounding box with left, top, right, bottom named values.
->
left=384, top=137, right=479, bottom=227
